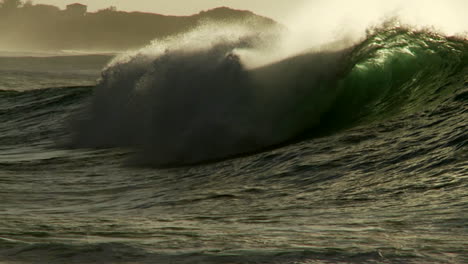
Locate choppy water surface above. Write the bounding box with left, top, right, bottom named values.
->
left=0, top=27, right=467, bottom=264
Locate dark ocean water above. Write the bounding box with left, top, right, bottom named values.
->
left=0, top=27, right=467, bottom=264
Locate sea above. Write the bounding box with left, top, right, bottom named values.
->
left=0, top=26, right=467, bottom=264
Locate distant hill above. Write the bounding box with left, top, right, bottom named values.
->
left=0, top=4, right=281, bottom=52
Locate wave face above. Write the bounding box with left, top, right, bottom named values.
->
left=68, top=26, right=468, bottom=166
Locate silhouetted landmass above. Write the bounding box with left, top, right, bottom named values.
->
left=0, top=1, right=280, bottom=52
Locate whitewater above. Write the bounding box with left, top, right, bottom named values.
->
left=1, top=1, right=467, bottom=263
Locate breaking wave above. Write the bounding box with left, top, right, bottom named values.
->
left=67, top=24, right=468, bottom=166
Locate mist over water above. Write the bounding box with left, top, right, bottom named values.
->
left=256, top=0, right=468, bottom=67
left=101, top=0, right=468, bottom=70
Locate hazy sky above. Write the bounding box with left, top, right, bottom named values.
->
left=31, top=0, right=468, bottom=35
left=31, top=0, right=307, bottom=23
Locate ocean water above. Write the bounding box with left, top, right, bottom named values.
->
left=0, top=55, right=112, bottom=91
left=0, top=26, right=467, bottom=264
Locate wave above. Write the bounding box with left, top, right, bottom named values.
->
left=63, top=25, right=467, bottom=166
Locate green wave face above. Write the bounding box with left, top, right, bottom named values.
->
left=321, top=27, right=468, bottom=131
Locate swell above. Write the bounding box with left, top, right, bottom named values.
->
left=0, top=86, right=92, bottom=126
left=49, top=26, right=468, bottom=166
left=0, top=86, right=93, bottom=146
